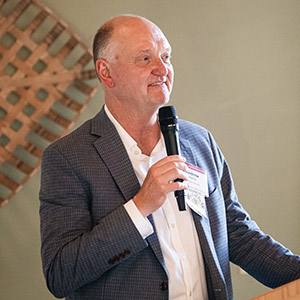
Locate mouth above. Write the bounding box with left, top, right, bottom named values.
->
left=149, top=81, right=166, bottom=87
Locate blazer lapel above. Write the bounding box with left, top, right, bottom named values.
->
left=91, top=108, right=140, bottom=201
left=91, top=108, right=166, bottom=269
left=180, top=139, right=226, bottom=293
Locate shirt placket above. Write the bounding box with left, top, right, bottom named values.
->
left=162, top=198, right=194, bottom=299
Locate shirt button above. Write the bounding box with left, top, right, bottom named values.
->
left=171, top=223, right=175, bottom=229
left=134, top=150, right=139, bottom=155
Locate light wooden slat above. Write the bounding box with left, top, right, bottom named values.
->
left=0, top=0, right=31, bottom=36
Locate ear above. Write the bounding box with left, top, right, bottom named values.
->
left=95, top=59, right=115, bottom=88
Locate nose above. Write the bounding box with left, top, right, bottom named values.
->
left=152, top=57, right=168, bottom=77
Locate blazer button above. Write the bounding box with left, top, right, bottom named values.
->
left=124, top=249, right=131, bottom=255
left=160, top=282, right=168, bottom=291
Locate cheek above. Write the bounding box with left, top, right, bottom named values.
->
left=168, top=66, right=174, bottom=81
left=167, top=68, right=174, bottom=91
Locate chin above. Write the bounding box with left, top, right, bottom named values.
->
left=162, top=97, right=170, bottom=105
left=146, top=93, right=170, bottom=109
left=155, top=94, right=170, bottom=104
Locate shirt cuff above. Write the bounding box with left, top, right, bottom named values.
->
left=124, top=200, right=154, bottom=239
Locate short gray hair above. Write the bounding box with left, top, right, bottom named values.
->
left=92, top=22, right=115, bottom=65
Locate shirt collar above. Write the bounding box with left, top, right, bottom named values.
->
left=104, top=105, right=165, bottom=159
left=104, top=105, right=138, bottom=154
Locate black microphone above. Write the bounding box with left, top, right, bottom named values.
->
left=158, top=106, right=186, bottom=211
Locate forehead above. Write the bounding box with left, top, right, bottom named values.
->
left=112, top=18, right=171, bottom=53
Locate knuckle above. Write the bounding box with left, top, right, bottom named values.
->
left=174, top=169, right=181, bottom=177
left=171, top=161, right=178, bottom=168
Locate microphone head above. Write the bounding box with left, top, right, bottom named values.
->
left=158, top=106, right=178, bottom=126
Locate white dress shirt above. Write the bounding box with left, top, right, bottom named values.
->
left=105, top=105, right=208, bottom=300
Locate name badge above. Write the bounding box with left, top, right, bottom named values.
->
left=185, top=163, right=208, bottom=218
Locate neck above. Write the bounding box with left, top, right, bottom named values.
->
left=106, top=101, right=161, bottom=156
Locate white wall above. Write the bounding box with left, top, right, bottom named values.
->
left=1, top=1, right=299, bottom=299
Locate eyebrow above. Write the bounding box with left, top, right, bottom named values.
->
left=164, top=46, right=172, bottom=53
left=135, top=47, right=172, bottom=55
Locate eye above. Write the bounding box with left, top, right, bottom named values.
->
left=163, top=54, right=171, bottom=62
left=136, top=55, right=151, bottom=66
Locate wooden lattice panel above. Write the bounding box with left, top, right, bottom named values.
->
left=0, top=0, right=99, bottom=207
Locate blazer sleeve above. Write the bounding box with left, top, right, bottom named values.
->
left=39, top=144, right=148, bottom=298
left=208, top=132, right=300, bottom=288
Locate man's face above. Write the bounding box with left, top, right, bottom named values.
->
left=108, top=19, right=174, bottom=111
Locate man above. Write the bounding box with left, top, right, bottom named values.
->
left=39, top=15, right=300, bottom=299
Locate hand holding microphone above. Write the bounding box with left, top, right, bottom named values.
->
left=133, top=106, right=188, bottom=216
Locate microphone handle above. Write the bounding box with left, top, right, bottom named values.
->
left=174, top=185, right=186, bottom=211
left=161, top=128, right=186, bottom=211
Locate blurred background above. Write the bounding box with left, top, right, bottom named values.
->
left=0, top=0, right=299, bottom=299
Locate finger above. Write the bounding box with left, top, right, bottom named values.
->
left=165, top=179, right=190, bottom=193
left=150, top=158, right=188, bottom=176
left=156, top=161, right=188, bottom=179
left=151, top=155, right=186, bottom=169
left=164, top=168, right=189, bottom=183
left=150, top=168, right=188, bottom=194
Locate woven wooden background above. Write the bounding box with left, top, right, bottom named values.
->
left=0, top=0, right=99, bottom=207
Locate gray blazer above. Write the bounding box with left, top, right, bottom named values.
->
left=40, top=107, right=300, bottom=299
